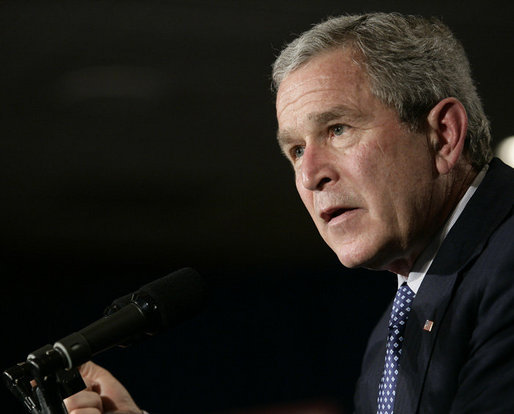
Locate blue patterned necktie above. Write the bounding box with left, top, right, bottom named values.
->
left=377, top=282, right=416, bottom=414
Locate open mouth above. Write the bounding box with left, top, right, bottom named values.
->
left=321, top=207, right=356, bottom=223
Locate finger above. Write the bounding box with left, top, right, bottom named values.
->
left=79, top=361, right=114, bottom=384
left=75, top=361, right=141, bottom=413
left=105, top=412, right=144, bottom=414
left=67, top=409, right=101, bottom=414
left=64, top=389, right=103, bottom=412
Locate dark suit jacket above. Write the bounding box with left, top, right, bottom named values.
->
left=354, top=158, right=514, bottom=413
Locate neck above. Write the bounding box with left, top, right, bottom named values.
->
left=387, top=162, right=479, bottom=277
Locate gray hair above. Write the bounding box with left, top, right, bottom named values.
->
left=272, top=13, right=492, bottom=169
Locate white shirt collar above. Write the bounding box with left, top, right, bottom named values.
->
left=397, top=164, right=489, bottom=293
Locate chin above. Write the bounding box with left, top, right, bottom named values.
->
left=330, top=236, right=393, bottom=271
left=334, top=245, right=374, bottom=269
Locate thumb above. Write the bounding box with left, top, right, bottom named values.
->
left=79, top=361, right=141, bottom=413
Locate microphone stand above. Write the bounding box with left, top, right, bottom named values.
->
left=3, top=345, right=86, bottom=414
left=4, top=268, right=206, bottom=413
left=3, top=295, right=136, bottom=414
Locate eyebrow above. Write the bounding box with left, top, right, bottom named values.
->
left=277, top=105, right=361, bottom=148
left=308, top=105, right=353, bottom=124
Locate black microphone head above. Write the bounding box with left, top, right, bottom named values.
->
left=134, top=267, right=208, bottom=330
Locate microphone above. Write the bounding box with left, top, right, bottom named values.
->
left=30, top=267, right=207, bottom=372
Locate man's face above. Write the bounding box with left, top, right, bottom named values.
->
left=276, top=48, right=441, bottom=274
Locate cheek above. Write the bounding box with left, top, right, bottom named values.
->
left=348, top=142, right=387, bottom=192
left=349, top=141, right=402, bottom=220
left=356, top=136, right=395, bottom=172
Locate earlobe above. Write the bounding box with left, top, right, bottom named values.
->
left=426, top=98, right=468, bottom=175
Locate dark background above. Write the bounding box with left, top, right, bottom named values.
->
left=1, top=1, right=512, bottom=413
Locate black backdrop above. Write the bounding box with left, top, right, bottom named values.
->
left=1, top=1, right=512, bottom=413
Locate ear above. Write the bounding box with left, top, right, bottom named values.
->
left=426, top=97, right=468, bottom=175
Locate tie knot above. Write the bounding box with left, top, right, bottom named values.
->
left=389, top=283, right=415, bottom=329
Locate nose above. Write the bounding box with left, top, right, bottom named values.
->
left=298, top=145, right=338, bottom=191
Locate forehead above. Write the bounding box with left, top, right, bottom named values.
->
left=275, top=48, right=372, bottom=123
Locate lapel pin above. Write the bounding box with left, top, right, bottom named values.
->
left=423, top=320, right=434, bottom=332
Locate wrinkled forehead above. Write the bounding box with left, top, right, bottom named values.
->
left=275, top=49, right=371, bottom=122
left=276, top=75, right=337, bottom=113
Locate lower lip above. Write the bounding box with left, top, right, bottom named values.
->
left=327, top=208, right=361, bottom=227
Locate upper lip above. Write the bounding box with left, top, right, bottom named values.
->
left=320, top=206, right=356, bottom=223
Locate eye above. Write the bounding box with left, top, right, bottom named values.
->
left=330, top=124, right=347, bottom=136
left=291, top=145, right=305, bottom=160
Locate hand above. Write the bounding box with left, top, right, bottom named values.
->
left=63, top=361, right=142, bottom=414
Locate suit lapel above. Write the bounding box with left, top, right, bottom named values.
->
left=393, top=158, right=514, bottom=413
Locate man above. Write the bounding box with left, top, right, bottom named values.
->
left=64, top=12, right=514, bottom=414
